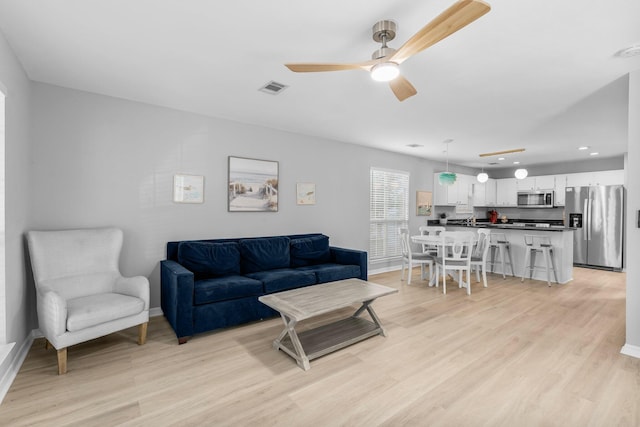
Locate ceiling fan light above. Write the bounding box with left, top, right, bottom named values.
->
left=514, top=168, right=528, bottom=180
left=370, top=62, right=400, bottom=82
left=439, top=172, right=457, bottom=186
left=477, top=172, right=489, bottom=183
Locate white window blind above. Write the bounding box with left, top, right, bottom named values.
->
left=370, top=167, right=409, bottom=260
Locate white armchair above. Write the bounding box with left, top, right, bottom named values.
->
left=26, top=227, right=149, bottom=374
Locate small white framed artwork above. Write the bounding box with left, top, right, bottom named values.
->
left=173, top=174, right=204, bottom=203
left=296, top=183, right=316, bottom=205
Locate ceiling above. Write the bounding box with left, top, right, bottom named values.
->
left=0, top=0, right=639, bottom=170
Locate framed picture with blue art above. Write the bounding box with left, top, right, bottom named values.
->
left=228, top=156, right=279, bottom=212
left=416, top=190, right=433, bottom=216
left=173, top=174, right=204, bottom=203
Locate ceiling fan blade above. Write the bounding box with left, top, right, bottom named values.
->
left=479, top=148, right=526, bottom=157
left=389, top=75, right=417, bottom=101
left=390, top=0, right=491, bottom=65
left=285, top=60, right=377, bottom=73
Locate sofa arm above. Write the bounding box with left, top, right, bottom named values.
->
left=115, top=276, right=150, bottom=311
left=330, top=246, right=368, bottom=280
left=161, top=260, right=195, bottom=341
left=37, top=289, right=67, bottom=339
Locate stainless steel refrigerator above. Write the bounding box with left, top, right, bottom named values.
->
left=565, top=185, right=624, bottom=271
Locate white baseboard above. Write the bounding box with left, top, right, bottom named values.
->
left=369, top=266, right=401, bottom=276
left=620, top=343, right=640, bottom=359
left=150, top=307, right=163, bottom=317
left=0, top=332, right=36, bottom=405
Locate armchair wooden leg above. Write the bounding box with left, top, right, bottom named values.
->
left=44, top=339, right=53, bottom=350
left=57, top=348, right=67, bottom=375
left=138, top=322, right=148, bottom=345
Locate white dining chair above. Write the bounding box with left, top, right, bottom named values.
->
left=471, top=229, right=491, bottom=289
left=418, top=225, right=445, bottom=256
left=399, top=228, right=434, bottom=285
left=434, top=231, right=474, bottom=295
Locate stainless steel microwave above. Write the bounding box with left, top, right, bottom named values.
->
left=517, top=190, right=555, bottom=208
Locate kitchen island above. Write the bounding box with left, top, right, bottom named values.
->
left=446, top=223, right=574, bottom=284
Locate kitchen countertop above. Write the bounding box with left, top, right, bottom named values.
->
left=445, top=222, right=571, bottom=232
left=444, top=222, right=575, bottom=283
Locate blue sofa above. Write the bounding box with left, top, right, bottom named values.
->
left=161, top=233, right=367, bottom=343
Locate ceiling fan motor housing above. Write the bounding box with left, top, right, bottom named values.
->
left=372, top=20, right=397, bottom=43
left=372, top=20, right=398, bottom=60
left=372, top=47, right=397, bottom=60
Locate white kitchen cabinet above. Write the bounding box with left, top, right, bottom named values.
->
left=473, top=182, right=484, bottom=206
left=447, top=176, right=459, bottom=204
left=486, top=170, right=623, bottom=209
left=473, top=179, right=496, bottom=206
left=434, top=172, right=461, bottom=206
left=485, top=179, right=497, bottom=206
left=515, top=177, right=535, bottom=191
left=496, top=178, right=517, bottom=206
left=588, top=170, right=624, bottom=186
left=456, top=174, right=472, bottom=204
left=554, top=174, right=567, bottom=206
left=534, top=175, right=556, bottom=190
left=516, top=175, right=555, bottom=191
left=433, top=173, right=450, bottom=205
left=565, top=170, right=624, bottom=188
left=434, top=173, right=474, bottom=210
left=455, top=174, right=473, bottom=213
left=565, top=172, right=591, bottom=188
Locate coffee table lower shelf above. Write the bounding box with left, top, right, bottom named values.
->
left=275, top=316, right=382, bottom=367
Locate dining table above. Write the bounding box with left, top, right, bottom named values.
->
left=411, top=232, right=477, bottom=287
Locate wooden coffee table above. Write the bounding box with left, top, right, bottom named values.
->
left=258, top=278, right=398, bottom=370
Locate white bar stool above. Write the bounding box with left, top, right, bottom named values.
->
left=521, top=234, right=558, bottom=286
left=488, top=232, right=514, bottom=278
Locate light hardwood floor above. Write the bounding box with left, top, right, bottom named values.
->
left=1, top=267, right=638, bottom=426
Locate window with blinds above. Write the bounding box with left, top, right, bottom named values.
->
left=369, top=167, right=409, bottom=261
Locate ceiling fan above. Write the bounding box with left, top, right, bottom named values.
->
left=284, top=0, right=491, bottom=101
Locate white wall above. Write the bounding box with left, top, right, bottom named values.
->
left=624, top=69, right=640, bottom=354
left=0, top=31, right=33, bottom=364
left=30, top=83, right=442, bottom=308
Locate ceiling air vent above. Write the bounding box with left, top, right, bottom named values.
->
left=259, top=81, right=288, bottom=95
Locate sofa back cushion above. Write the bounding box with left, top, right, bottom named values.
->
left=290, top=235, right=331, bottom=267
left=239, top=237, right=290, bottom=274
left=177, top=242, right=241, bottom=280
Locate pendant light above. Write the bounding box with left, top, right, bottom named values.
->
left=438, top=139, right=457, bottom=186
left=477, top=166, right=489, bottom=183
left=514, top=168, right=528, bottom=179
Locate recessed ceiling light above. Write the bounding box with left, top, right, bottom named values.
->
left=578, top=146, right=589, bottom=150
left=498, top=157, right=505, bottom=161
left=590, top=152, right=599, bottom=156
left=616, top=45, right=640, bottom=58
left=405, top=144, right=423, bottom=148
left=513, top=161, right=520, bottom=165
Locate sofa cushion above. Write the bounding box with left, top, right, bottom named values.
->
left=239, top=237, right=291, bottom=274
left=246, top=268, right=317, bottom=293
left=290, top=235, right=331, bottom=267
left=67, top=293, right=145, bottom=332
left=194, top=275, right=264, bottom=305
left=297, top=263, right=362, bottom=284
left=177, top=242, right=241, bottom=280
